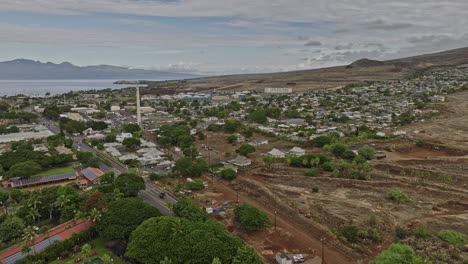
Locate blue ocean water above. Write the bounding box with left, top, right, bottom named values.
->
left=0, top=80, right=132, bottom=96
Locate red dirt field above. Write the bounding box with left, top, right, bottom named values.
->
left=195, top=176, right=355, bottom=264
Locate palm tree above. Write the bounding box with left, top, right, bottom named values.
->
left=27, top=191, right=42, bottom=209
left=56, top=195, right=70, bottom=209
left=21, top=244, right=33, bottom=255
left=160, top=257, right=173, bottom=264
left=27, top=208, right=41, bottom=223
left=101, top=254, right=112, bottom=264
left=22, top=226, right=37, bottom=246
left=81, top=244, right=92, bottom=259
left=171, top=219, right=184, bottom=234
left=88, top=208, right=101, bottom=223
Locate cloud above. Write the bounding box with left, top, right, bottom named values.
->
left=0, top=0, right=467, bottom=74
left=304, top=40, right=322, bottom=47
left=334, top=43, right=353, bottom=50
left=362, top=19, right=414, bottom=31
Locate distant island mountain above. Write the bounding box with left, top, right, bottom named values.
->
left=0, top=59, right=202, bottom=80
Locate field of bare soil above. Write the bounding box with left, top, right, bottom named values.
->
left=403, top=89, right=468, bottom=150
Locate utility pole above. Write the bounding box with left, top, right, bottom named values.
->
left=321, top=237, right=326, bottom=264
left=274, top=207, right=277, bottom=230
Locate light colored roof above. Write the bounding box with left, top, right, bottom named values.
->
left=268, top=148, right=285, bottom=157
left=228, top=155, right=252, bottom=166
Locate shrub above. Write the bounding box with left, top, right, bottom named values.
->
left=311, top=136, right=331, bottom=147
left=186, top=179, right=205, bottom=190
left=234, top=204, right=272, bottom=231
left=322, top=161, right=334, bottom=171
left=370, top=243, right=431, bottom=264
left=437, top=230, right=468, bottom=245
left=342, top=149, right=357, bottom=161
left=414, top=226, right=431, bottom=239
left=235, top=144, right=256, bottom=156
left=415, top=140, right=428, bottom=147
left=220, top=168, right=237, bottom=181
left=331, top=143, right=347, bottom=157
left=227, top=135, right=238, bottom=145
left=149, top=173, right=166, bottom=181
left=340, top=225, right=360, bottom=243
left=305, top=168, right=319, bottom=177
left=388, top=189, right=410, bottom=204
left=395, top=226, right=408, bottom=239
left=358, top=146, right=376, bottom=160
left=311, top=186, right=319, bottom=193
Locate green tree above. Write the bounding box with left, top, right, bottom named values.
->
left=235, top=144, right=256, bottom=157
left=113, top=173, right=145, bottom=197
left=248, top=109, right=267, bottom=123
left=220, top=168, right=237, bottom=181
left=171, top=198, right=209, bottom=222
left=5, top=161, right=42, bottom=179
left=97, top=197, right=161, bottom=240
left=22, top=226, right=37, bottom=245
left=173, top=157, right=208, bottom=177
left=81, top=244, right=93, bottom=258
left=234, top=203, right=272, bottom=231
left=224, top=119, right=242, bottom=133
left=0, top=215, right=25, bottom=242
left=122, top=137, right=141, bottom=149
left=126, top=216, right=245, bottom=264
left=123, top=123, right=141, bottom=133
left=311, top=136, right=331, bottom=147
left=231, top=245, right=263, bottom=264
left=370, top=243, right=432, bottom=264
left=359, top=146, right=376, bottom=160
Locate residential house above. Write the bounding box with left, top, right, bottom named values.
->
left=227, top=155, right=252, bottom=167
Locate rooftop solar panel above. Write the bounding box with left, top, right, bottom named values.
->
left=81, top=168, right=103, bottom=182
left=2, top=235, right=62, bottom=264
left=11, top=172, right=77, bottom=188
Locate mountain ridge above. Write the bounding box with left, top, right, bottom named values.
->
left=0, top=59, right=202, bottom=80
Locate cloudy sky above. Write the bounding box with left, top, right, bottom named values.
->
left=0, top=0, right=467, bottom=75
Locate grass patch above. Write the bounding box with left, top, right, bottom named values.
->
left=388, top=189, right=411, bottom=204
left=49, top=238, right=126, bottom=264
left=32, top=167, right=75, bottom=178
left=437, top=230, right=468, bottom=245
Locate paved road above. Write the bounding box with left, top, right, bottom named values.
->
left=38, top=115, right=178, bottom=216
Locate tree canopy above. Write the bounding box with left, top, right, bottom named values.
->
left=126, top=217, right=246, bottom=264
left=173, top=157, right=208, bottom=178
left=97, top=198, right=161, bottom=240
left=234, top=203, right=271, bottom=231
left=235, top=144, right=256, bottom=157
left=113, top=173, right=145, bottom=197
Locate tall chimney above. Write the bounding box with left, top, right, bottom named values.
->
left=136, top=85, right=141, bottom=126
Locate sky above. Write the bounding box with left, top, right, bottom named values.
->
left=0, top=0, right=467, bottom=75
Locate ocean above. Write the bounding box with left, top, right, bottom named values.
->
left=0, top=80, right=133, bottom=96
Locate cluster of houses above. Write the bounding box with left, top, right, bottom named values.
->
left=103, top=134, right=173, bottom=169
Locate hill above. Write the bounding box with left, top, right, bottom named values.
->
left=0, top=59, right=201, bottom=80
left=146, top=47, right=468, bottom=93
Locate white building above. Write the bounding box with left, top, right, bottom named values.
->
left=264, top=87, right=293, bottom=94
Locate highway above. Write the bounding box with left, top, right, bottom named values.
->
left=39, top=115, right=178, bottom=216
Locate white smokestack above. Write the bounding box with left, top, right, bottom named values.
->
left=136, top=85, right=141, bottom=126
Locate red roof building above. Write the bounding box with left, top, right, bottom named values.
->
left=0, top=220, right=95, bottom=264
